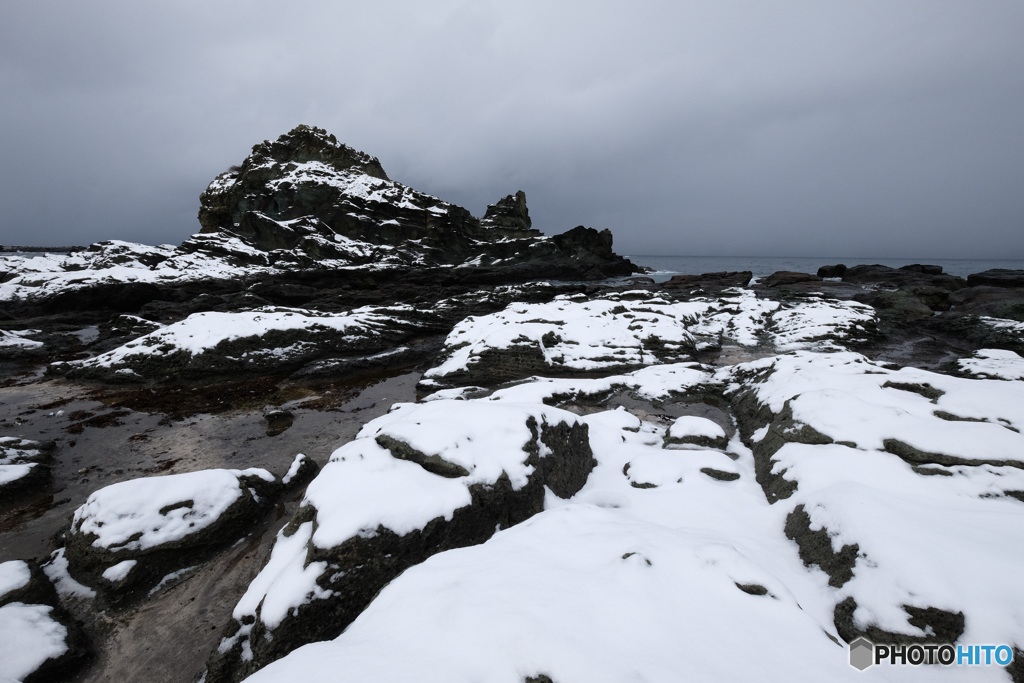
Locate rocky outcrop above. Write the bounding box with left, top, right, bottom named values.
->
left=816, top=264, right=847, bottom=278
left=0, top=438, right=55, bottom=503
left=760, top=271, right=821, bottom=287
left=841, top=264, right=966, bottom=290
left=662, top=271, right=752, bottom=289
left=194, top=125, right=637, bottom=276
left=63, top=468, right=279, bottom=607
left=0, top=560, right=91, bottom=681
left=0, top=126, right=638, bottom=315
left=482, top=190, right=532, bottom=230
left=967, top=269, right=1024, bottom=288
left=204, top=401, right=596, bottom=683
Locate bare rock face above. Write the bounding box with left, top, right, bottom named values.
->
left=967, top=269, right=1024, bottom=288
left=761, top=271, right=821, bottom=287
left=482, top=190, right=532, bottom=230
left=662, top=271, right=753, bottom=289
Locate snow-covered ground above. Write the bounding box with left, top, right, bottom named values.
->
left=237, top=346, right=1024, bottom=681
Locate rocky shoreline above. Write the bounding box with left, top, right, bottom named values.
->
left=2, top=127, right=1024, bottom=682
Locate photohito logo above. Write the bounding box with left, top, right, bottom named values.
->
left=848, top=638, right=1014, bottom=670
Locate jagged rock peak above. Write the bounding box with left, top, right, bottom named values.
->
left=250, top=124, right=387, bottom=181
left=482, top=190, right=532, bottom=230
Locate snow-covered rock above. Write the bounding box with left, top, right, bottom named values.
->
left=0, top=438, right=54, bottom=499
left=422, top=290, right=877, bottom=388
left=64, top=467, right=278, bottom=604
left=52, top=304, right=430, bottom=382
left=245, top=505, right=864, bottom=683
left=724, top=351, right=1024, bottom=649
left=204, top=399, right=595, bottom=683
left=0, top=560, right=90, bottom=682
left=958, top=348, right=1024, bottom=380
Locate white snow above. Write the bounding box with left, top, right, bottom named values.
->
left=228, top=521, right=331, bottom=632
left=0, top=561, right=31, bottom=601
left=0, top=603, right=69, bottom=682
left=958, top=348, right=1024, bottom=380
left=721, top=350, right=1024, bottom=648
left=71, top=468, right=273, bottom=551
left=979, top=316, right=1024, bottom=337
left=0, top=463, right=35, bottom=487
left=424, top=290, right=877, bottom=383
left=424, top=294, right=708, bottom=379
left=769, top=297, right=875, bottom=350
left=666, top=415, right=727, bottom=442
left=282, top=454, right=309, bottom=485
left=245, top=505, right=864, bottom=683
left=147, top=566, right=198, bottom=597
left=0, top=439, right=45, bottom=488
left=65, top=305, right=415, bottom=372
left=224, top=336, right=1024, bottom=681
left=41, top=549, right=95, bottom=599
left=0, top=329, right=43, bottom=349
left=101, top=560, right=137, bottom=583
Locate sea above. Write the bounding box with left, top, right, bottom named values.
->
left=627, top=255, right=1024, bottom=283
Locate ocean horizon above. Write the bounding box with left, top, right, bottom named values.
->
left=627, top=255, right=1024, bottom=281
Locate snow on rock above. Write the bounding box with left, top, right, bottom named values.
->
left=246, top=505, right=865, bottom=683
left=0, top=437, right=53, bottom=496
left=0, top=561, right=31, bottom=602
left=281, top=453, right=319, bottom=487
left=0, top=329, right=43, bottom=351
left=768, top=297, right=876, bottom=350
left=422, top=292, right=708, bottom=387
left=958, top=348, right=1024, bottom=380
left=723, top=350, right=1024, bottom=649
left=0, top=238, right=271, bottom=303
left=204, top=399, right=595, bottom=683
left=208, top=334, right=1024, bottom=681
left=0, top=603, right=69, bottom=682
left=65, top=467, right=277, bottom=604
left=422, top=289, right=876, bottom=388
left=54, top=304, right=427, bottom=382
left=1, top=559, right=91, bottom=681
left=687, top=287, right=780, bottom=347
left=665, top=415, right=729, bottom=449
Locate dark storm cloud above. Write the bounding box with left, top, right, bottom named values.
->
left=2, top=0, right=1023, bottom=258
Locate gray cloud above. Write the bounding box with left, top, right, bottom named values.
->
left=2, top=0, right=1022, bottom=259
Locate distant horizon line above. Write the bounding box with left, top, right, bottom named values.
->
left=627, top=254, right=1024, bottom=262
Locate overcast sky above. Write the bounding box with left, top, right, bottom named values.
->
left=2, top=1, right=1023, bottom=259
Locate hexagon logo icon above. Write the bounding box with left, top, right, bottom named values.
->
left=849, top=637, right=874, bottom=670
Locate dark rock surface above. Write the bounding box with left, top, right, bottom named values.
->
left=841, top=264, right=966, bottom=291
left=899, top=264, right=944, bottom=275
left=662, top=271, right=753, bottom=289
left=817, top=264, right=847, bottom=278
left=761, top=271, right=821, bottom=287
left=967, top=269, right=1024, bottom=288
